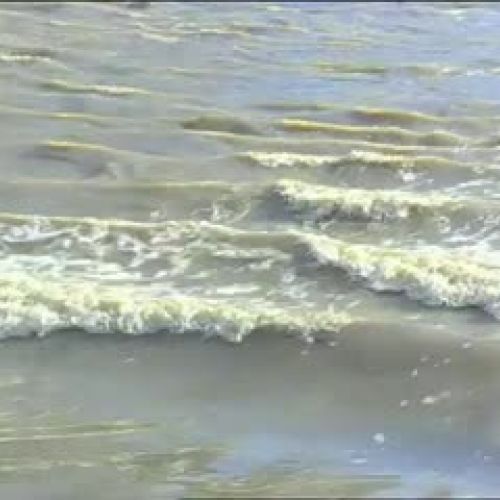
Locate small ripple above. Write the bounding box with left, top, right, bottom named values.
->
left=182, top=115, right=264, bottom=136
left=277, top=119, right=468, bottom=147
left=38, top=78, right=152, bottom=98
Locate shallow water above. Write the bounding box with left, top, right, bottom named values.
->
left=1, top=1, right=500, bottom=497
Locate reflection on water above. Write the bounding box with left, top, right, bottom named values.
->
left=0, top=1, right=500, bottom=497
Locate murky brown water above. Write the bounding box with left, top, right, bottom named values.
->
left=0, top=1, right=500, bottom=497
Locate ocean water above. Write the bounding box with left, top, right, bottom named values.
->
left=0, top=1, right=500, bottom=497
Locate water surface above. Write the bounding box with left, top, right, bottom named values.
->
left=0, top=1, right=500, bottom=497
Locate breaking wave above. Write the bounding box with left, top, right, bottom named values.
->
left=240, top=150, right=480, bottom=172
left=0, top=272, right=351, bottom=341
left=299, top=232, right=500, bottom=319
left=270, top=179, right=492, bottom=222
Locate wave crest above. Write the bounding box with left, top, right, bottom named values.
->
left=0, top=273, right=351, bottom=340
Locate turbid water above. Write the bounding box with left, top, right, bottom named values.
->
left=0, top=1, right=500, bottom=497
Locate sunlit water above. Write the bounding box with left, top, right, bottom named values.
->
left=0, top=1, right=500, bottom=497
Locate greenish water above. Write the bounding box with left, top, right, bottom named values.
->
left=0, top=1, right=500, bottom=497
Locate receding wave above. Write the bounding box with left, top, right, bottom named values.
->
left=0, top=421, right=153, bottom=443
left=0, top=272, right=351, bottom=341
